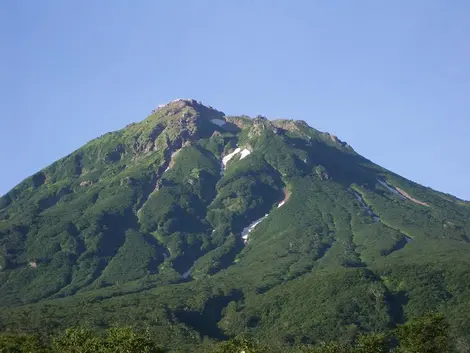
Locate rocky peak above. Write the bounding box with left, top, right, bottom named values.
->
left=150, top=99, right=197, bottom=117
left=323, top=132, right=350, bottom=149
left=272, top=119, right=303, bottom=132
left=151, top=98, right=224, bottom=120
left=153, top=98, right=197, bottom=112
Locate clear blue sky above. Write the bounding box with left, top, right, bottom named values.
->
left=1, top=1, right=469, bottom=200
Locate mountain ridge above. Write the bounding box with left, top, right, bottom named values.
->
left=1, top=99, right=470, bottom=352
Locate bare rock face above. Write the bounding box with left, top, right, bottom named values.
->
left=152, top=98, right=198, bottom=115
left=271, top=119, right=302, bottom=133
left=325, top=132, right=339, bottom=143
left=142, top=142, right=155, bottom=154
left=225, top=116, right=251, bottom=129
left=324, top=132, right=350, bottom=149
left=248, top=117, right=273, bottom=137
left=80, top=180, right=93, bottom=187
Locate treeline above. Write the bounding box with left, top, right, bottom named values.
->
left=0, top=314, right=461, bottom=353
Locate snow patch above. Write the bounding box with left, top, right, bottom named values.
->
left=241, top=214, right=268, bottom=244
left=221, top=147, right=252, bottom=171
left=222, top=148, right=241, bottom=166
left=211, top=119, right=226, bottom=127
left=239, top=148, right=251, bottom=160
left=240, top=192, right=288, bottom=243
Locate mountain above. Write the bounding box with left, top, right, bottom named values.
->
left=1, top=99, right=470, bottom=351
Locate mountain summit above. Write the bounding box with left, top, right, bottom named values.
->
left=1, top=100, right=469, bottom=350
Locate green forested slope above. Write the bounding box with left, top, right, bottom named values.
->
left=1, top=99, right=469, bottom=352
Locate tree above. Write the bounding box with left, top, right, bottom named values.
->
left=52, top=327, right=103, bottom=353
left=396, top=314, right=451, bottom=353
left=51, top=326, right=165, bottom=353
left=0, top=333, right=47, bottom=353
left=104, top=327, right=164, bottom=353
left=296, top=342, right=351, bottom=353
left=353, top=333, right=390, bottom=353
left=210, top=338, right=269, bottom=353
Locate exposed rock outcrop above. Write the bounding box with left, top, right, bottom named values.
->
left=79, top=180, right=93, bottom=187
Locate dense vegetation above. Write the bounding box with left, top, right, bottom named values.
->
left=0, top=314, right=459, bottom=352
left=1, top=99, right=469, bottom=352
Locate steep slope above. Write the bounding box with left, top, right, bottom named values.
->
left=1, top=99, right=470, bottom=351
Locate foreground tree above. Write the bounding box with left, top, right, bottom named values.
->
left=0, top=333, right=47, bottom=353
left=51, top=326, right=164, bottom=353
left=52, top=327, right=103, bottom=353
left=301, top=341, right=351, bottom=353
left=104, top=327, right=164, bottom=353
left=353, top=333, right=390, bottom=353
left=210, top=338, right=269, bottom=353
left=396, top=314, right=451, bottom=353
left=0, top=314, right=454, bottom=353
